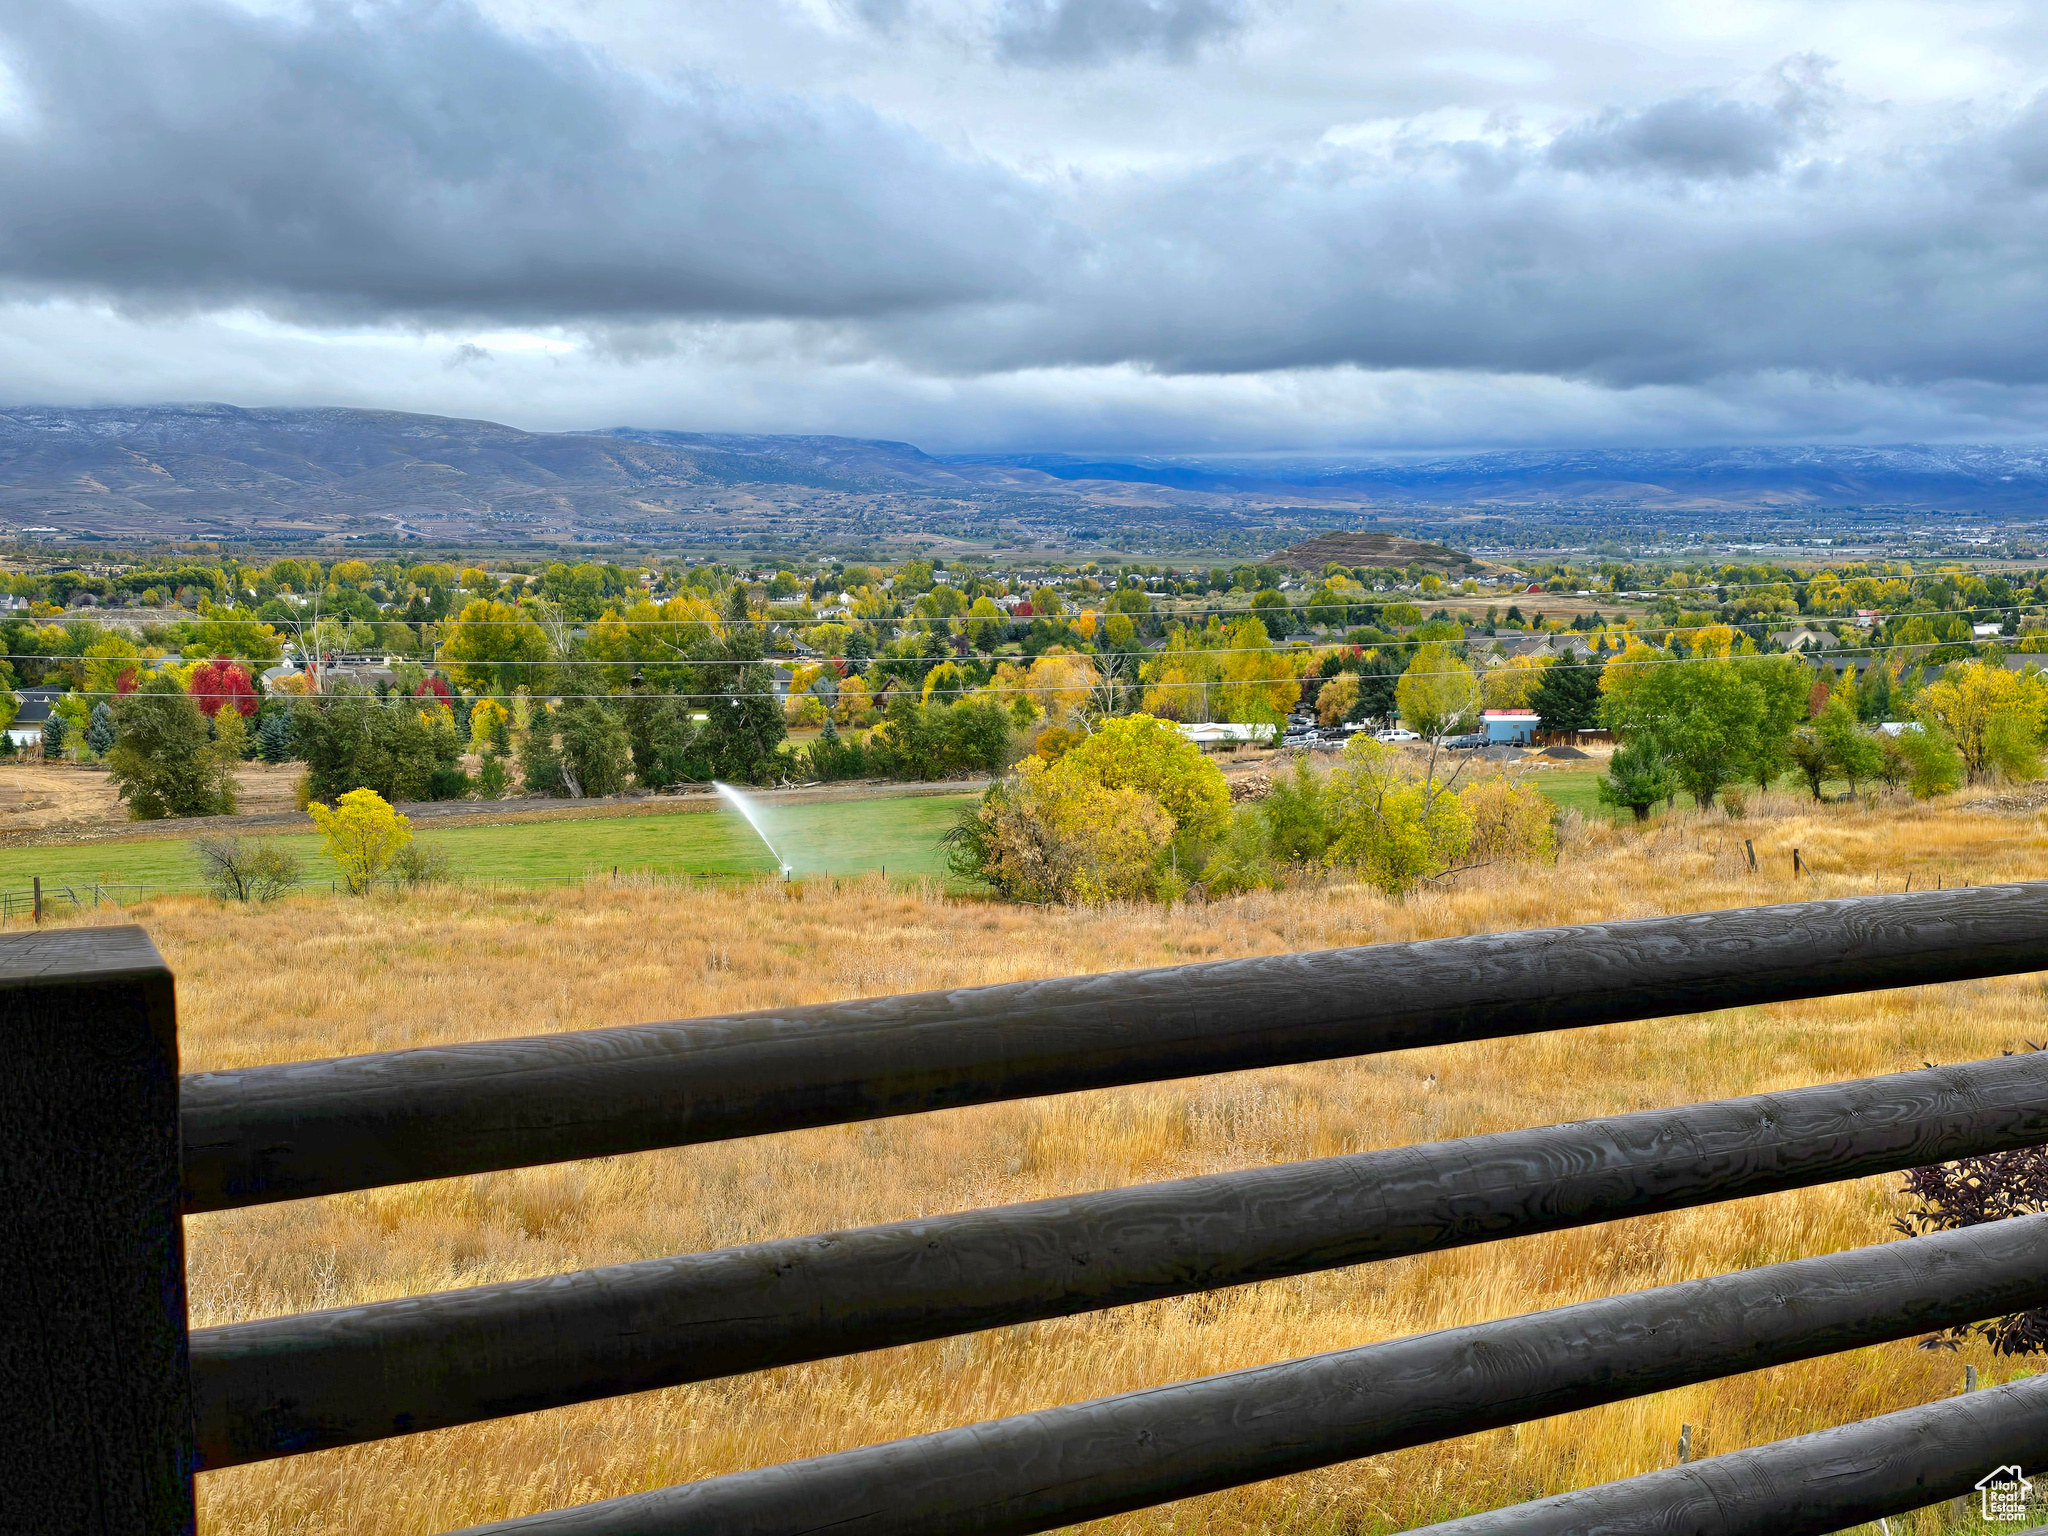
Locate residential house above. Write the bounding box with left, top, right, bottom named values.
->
left=7, top=687, right=59, bottom=750
left=1769, top=627, right=1840, bottom=653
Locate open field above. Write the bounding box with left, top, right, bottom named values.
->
left=0, top=792, right=977, bottom=892
left=47, top=789, right=2044, bottom=1533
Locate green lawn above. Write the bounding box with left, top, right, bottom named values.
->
left=1526, top=767, right=1611, bottom=820
left=0, top=793, right=979, bottom=897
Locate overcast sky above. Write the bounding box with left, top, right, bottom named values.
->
left=1, top=0, right=2046, bottom=452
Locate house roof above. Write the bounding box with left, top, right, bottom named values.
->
left=11, top=688, right=59, bottom=726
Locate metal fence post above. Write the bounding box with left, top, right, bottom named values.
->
left=0, top=925, right=192, bottom=1534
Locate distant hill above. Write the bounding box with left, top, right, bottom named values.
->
left=0, top=404, right=1060, bottom=543
left=947, top=444, right=2048, bottom=511
left=0, top=405, right=2043, bottom=549
left=1273, top=530, right=1474, bottom=573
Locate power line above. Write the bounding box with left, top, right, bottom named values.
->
left=29, top=643, right=2012, bottom=709
left=0, top=603, right=2022, bottom=672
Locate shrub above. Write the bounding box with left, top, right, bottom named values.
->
left=1898, top=721, right=1966, bottom=800
left=1055, top=714, right=1228, bottom=838
left=1260, top=757, right=1332, bottom=864
left=475, top=754, right=509, bottom=800
left=799, top=718, right=869, bottom=782
left=1896, top=1134, right=2048, bottom=1354
left=1197, top=803, right=1281, bottom=896
left=1597, top=739, right=1674, bottom=822
left=392, top=840, right=454, bottom=886
left=1460, top=778, right=1555, bottom=863
left=1322, top=735, right=1472, bottom=894
left=195, top=835, right=301, bottom=902
left=868, top=697, right=1014, bottom=781
left=949, top=757, right=1175, bottom=904
left=308, top=787, right=412, bottom=895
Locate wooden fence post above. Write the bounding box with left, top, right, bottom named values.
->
left=0, top=925, right=193, bottom=1534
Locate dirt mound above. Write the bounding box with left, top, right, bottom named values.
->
left=1543, top=745, right=1591, bottom=760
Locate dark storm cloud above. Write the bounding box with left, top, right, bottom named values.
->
left=1547, top=96, right=1797, bottom=177
left=993, top=0, right=1244, bottom=65
left=2, top=2, right=2048, bottom=401
left=1547, top=60, right=1831, bottom=179
left=856, top=120, right=2048, bottom=390
left=0, top=0, right=1054, bottom=323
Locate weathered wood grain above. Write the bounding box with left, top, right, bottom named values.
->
left=190, top=1051, right=2048, bottom=1467
left=1410, top=1371, right=2048, bottom=1535
left=0, top=925, right=193, bottom=1535
left=438, top=1216, right=2048, bottom=1536
left=180, top=884, right=2048, bottom=1210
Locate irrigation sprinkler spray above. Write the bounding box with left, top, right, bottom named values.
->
left=713, top=782, right=793, bottom=880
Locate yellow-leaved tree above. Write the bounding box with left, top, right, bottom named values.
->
left=1316, top=673, right=1361, bottom=727
left=1919, top=660, right=2045, bottom=781
left=1214, top=616, right=1302, bottom=725
left=1322, top=734, right=1472, bottom=894
left=1394, top=642, right=1480, bottom=739
left=468, top=697, right=511, bottom=749
left=1056, top=714, right=1231, bottom=841
left=1140, top=622, right=1224, bottom=721
left=586, top=593, right=725, bottom=692
left=1482, top=655, right=1547, bottom=711
left=948, top=713, right=1230, bottom=904
left=308, top=788, right=412, bottom=895
left=440, top=600, right=552, bottom=695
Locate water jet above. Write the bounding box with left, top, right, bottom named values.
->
left=714, top=782, right=792, bottom=879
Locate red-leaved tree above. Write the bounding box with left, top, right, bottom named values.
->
left=415, top=675, right=453, bottom=705
left=189, top=656, right=258, bottom=718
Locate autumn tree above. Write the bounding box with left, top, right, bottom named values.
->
left=1394, top=642, right=1480, bottom=739
left=439, top=599, right=552, bottom=695
left=189, top=656, right=258, bottom=719
left=308, top=788, right=412, bottom=894
left=107, top=677, right=238, bottom=820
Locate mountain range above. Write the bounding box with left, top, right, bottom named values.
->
left=0, top=405, right=2042, bottom=550
left=954, top=445, right=2048, bottom=510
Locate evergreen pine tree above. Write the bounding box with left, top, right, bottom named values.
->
left=86, top=702, right=115, bottom=756
left=1528, top=648, right=1606, bottom=736
left=256, top=710, right=294, bottom=764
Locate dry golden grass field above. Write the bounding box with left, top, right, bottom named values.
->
left=55, top=788, right=2048, bottom=1534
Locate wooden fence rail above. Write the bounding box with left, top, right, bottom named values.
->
left=439, top=1216, right=2048, bottom=1536
left=12, top=888, right=2048, bottom=1534
left=192, top=1050, right=2048, bottom=1467
left=1408, top=1371, right=2048, bottom=1535
left=180, top=882, right=2048, bottom=1210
